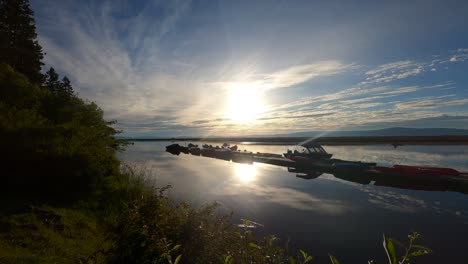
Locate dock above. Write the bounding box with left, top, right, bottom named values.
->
left=165, top=143, right=468, bottom=195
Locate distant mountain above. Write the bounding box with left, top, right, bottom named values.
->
left=272, top=127, right=468, bottom=137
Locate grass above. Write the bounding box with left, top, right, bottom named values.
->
left=0, top=207, right=110, bottom=263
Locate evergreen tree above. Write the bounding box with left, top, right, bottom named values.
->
left=0, top=0, right=44, bottom=83
left=45, top=67, right=59, bottom=93
left=61, top=76, right=73, bottom=97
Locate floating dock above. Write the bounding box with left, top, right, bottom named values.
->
left=165, top=143, right=468, bottom=194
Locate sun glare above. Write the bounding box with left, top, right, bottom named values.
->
left=226, top=87, right=265, bottom=124
left=235, top=163, right=257, bottom=183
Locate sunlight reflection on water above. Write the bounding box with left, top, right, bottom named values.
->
left=119, top=141, right=468, bottom=264
left=234, top=163, right=257, bottom=183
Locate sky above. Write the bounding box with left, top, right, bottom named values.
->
left=31, top=0, right=468, bottom=137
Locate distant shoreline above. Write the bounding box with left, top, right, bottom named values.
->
left=121, top=135, right=468, bottom=145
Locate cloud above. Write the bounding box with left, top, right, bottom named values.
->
left=254, top=61, right=355, bottom=90
left=36, top=0, right=196, bottom=120
left=32, top=0, right=468, bottom=136
left=216, top=61, right=355, bottom=91
left=396, top=97, right=468, bottom=110
left=258, top=112, right=336, bottom=121
left=362, top=60, right=425, bottom=85
left=272, top=81, right=452, bottom=112
left=365, top=60, right=417, bottom=75
left=275, top=86, right=391, bottom=110
left=449, top=48, right=468, bottom=62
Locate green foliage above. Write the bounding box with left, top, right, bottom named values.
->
left=1, top=0, right=126, bottom=202
left=0, top=63, right=125, bottom=200
left=372, top=232, right=431, bottom=264
left=383, top=235, right=398, bottom=264
left=0, top=0, right=44, bottom=83
left=328, top=254, right=340, bottom=264
left=299, top=250, right=313, bottom=263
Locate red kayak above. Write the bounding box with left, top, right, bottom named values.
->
left=375, top=165, right=460, bottom=176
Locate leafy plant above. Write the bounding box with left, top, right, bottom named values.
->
left=377, top=232, right=431, bottom=264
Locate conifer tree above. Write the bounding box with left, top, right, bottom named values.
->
left=61, top=76, right=73, bottom=97
left=0, top=0, right=44, bottom=83
left=45, top=67, right=59, bottom=93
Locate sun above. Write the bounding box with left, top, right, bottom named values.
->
left=226, top=87, right=265, bottom=123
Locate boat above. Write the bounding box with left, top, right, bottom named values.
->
left=166, top=143, right=181, bottom=155
left=165, top=143, right=189, bottom=155
left=283, top=141, right=332, bottom=163
left=189, top=147, right=201, bottom=156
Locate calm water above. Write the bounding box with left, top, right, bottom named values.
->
left=119, top=142, right=468, bottom=263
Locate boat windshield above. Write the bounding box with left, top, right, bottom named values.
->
left=286, top=145, right=328, bottom=154
left=286, top=146, right=309, bottom=154
left=315, top=146, right=327, bottom=153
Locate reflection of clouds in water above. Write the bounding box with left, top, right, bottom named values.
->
left=125, top=153, right=352, bottom=215
left=363, top=189, right=427, bottom=213
left=219, top=183, right=352, bottom=215
left=122, top=142, right=468, bottom=220
left=318, top=174, right=430, bottom=213
left=361, top=187, right=468, bottom=219
left=321, top=174, right=468, bottom=218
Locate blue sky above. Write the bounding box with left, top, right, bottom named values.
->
left=31, top=0, right=468, bottom=137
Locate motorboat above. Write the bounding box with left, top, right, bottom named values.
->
left=283, top=141, right=332, bottom=162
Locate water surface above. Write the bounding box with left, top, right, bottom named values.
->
left=119, top=142, right=468, bottom=263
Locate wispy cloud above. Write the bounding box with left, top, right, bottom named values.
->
left=254, top=61, right=354, bottom=90
left=216, top=61, right=355, bottom=91
left=362, top=60, right=425, bottom=85
left=449, top=48, right=468, bottom=62
left=396, top=97, right=468, bottom=110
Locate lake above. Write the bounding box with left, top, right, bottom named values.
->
left=119, top=142, right=468, bottom=263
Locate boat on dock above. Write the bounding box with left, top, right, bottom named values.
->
left=283, top=141, right=332, bottom=163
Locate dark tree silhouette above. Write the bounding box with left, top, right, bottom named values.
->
left=45, top=67, right=59, bottom=93
left=0, top=0, right=44, bottom=83
left=61, top=76, right=73, bottom=97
